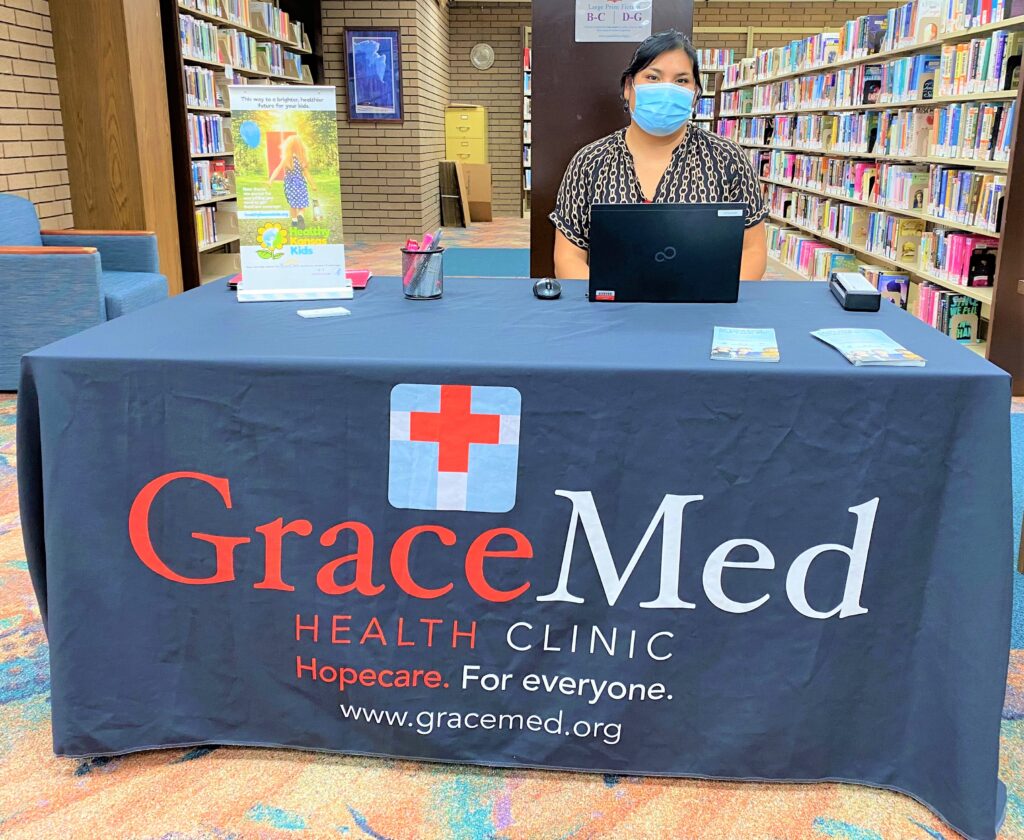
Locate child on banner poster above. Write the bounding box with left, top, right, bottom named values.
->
left=267, top=132, right=318, bottom=228
left=229, top=85, right=350, bottom=302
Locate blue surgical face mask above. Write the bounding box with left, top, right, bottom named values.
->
left=630, top=83, right=696, bottom=137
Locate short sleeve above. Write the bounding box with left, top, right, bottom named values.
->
left=730, top=148, right=769, bottom=229
left=549, top=149, right=593, bottom=250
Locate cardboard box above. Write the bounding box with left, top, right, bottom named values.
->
left=460, top=163, right=493, bottom=222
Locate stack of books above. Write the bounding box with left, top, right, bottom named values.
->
left=920, top=228, right=999, bottom=282
left=916, top=284, right=983, bottom=341
left=927, top=166, right=1005, bottom=229
left=187, top=113, right=226, bottom=155
left=184, top=66, right=218, bottom=109
left=180, top=15, right=219, bottom=63
left=698, top=49, right=735, bottom=70
left=195, top=206, right=218, bottom=247
left=938, top=31, right=1023, bottom=95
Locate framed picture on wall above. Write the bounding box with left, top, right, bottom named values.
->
left=345, top=28, right=403, bottom=122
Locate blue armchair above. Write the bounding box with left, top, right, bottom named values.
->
left=0, top=193, right=168, bottom=390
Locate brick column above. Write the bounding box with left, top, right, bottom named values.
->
left=0, top=0, right=73, bottom=228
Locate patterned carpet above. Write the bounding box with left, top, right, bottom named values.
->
left=2, top=403, right=1024, bottom=839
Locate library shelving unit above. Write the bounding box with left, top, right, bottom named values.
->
left=160, top=0, right=321, bottom=290
left=523, top=26, right=533, bottom=218
left=715, top=6, right=1024, bottom=374
left=696, top=70, right=725, bottom=129
left=696, top=49, right=733, bottom=128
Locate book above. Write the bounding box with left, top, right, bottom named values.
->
left=862, top=64, right=884, bottom=103
left=894, top=218, right=926, bottom=263
left=710, top=327, right=780, bottom=362
left=947, top=294, right=982, bottom=341
left=811, top=328, right=926, bottom=366
left=916, top=0, right=944, bottom=41
left=878, top=272, right=911, bottom=308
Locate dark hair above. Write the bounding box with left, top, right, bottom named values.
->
left=620, top=30, right=702, bottom=111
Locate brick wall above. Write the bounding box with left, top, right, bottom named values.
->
left=322, top=0, right=448, bottom=241
left=450, top=2, right=530, bottom=217
left=0, top=0, right=71, bottom=228
left=414, top=0, right=449, bottom=231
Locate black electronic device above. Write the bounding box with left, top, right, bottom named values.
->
left=588, top=203, right=745, bottom=303
left=829, top=271, right=882, bottom=311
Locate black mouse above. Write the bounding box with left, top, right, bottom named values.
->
left=533, top=278, right=561, bottom=300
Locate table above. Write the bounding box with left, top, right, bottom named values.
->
left=18, top=278, right=1012, bottom=840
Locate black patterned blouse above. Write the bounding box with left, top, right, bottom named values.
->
left=550, top=125, right=769, bottom=251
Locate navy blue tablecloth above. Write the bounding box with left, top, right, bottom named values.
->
left=17, top=278, right=1012, bottom=839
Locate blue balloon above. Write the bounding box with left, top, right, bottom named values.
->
left=239, top=120, right=261, bottom=148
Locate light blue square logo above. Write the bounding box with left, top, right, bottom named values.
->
left=389, top=384, right=521, bottom=512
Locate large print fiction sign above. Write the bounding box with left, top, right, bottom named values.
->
left=575, top=0, right=653, bottom=43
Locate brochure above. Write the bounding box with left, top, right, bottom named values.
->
left=811, top=328, right=926, bottom=367
left=710, top=327, right=780, bottom=362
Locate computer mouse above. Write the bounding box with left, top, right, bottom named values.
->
left=533, top=278, right=561, bottom=300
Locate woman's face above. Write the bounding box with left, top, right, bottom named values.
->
left=625, top=48, right=698, bottom=112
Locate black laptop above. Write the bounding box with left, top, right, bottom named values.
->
left=588, top=202, right=746, bottom=303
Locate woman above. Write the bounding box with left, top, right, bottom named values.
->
left=550, top=30, right=768, bottom=281
left=269, top=134, right=316, bottom=228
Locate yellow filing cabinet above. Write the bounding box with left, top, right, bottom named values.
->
left=445, top=105, right=488, bottom=164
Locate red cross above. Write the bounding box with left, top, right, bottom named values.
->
left=409, top=385, right=501, bottom=473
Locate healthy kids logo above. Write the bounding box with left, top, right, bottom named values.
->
left=256, top=223, right=289, bottom=260
left=388, top=384, right=521, bottom=513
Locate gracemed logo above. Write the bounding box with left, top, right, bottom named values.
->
left=388, top=384, right=521, bottom=512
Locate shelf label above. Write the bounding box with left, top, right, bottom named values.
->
left=575, top=0, right=652, bottom=43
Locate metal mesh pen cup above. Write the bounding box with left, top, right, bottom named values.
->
left=401, top=247, right=445, bottom=299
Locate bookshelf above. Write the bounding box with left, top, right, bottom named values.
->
left=695, top=50, right=732, bottom=127
left=696, top=71, right=725, bottom=128
left=161, top=0, right=322, bottom=290
left=716, top=4, right=1024, bottom=371
left=722, top=15, right=1024, bottom=91
left=523, top=26, right=532, bottom=218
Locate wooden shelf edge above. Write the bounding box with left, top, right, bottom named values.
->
left=187, top=104, right=231, bottom=114
left=194, top=192, right=237, bottom=206
left=182, top=55, right=311, bottom=85
left=197, top=234, right=240, bottom=253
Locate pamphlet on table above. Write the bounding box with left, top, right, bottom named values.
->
left=811, top=328, right=926, bottom=366
left=710, top=327, right=780, bottom=362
